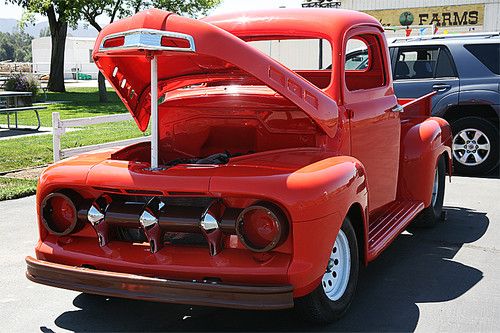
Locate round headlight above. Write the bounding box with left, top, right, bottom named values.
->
left=236, top=204, right=287, bottom=252
left=41, top=193, right=78, bottom=236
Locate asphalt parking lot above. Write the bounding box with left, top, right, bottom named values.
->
left=0, top=175, right=499, bottom=332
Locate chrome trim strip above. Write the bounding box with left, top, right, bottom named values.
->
left=88, top=204, right=104, bottom=226
left=99, top=28, right=195, bottom=53
left=200, top=203, right=220, bottom=232
left=139, top=210, right=159, bottom=229
left=391, top=104, right=404, bottom=113
left=200, top=201, right=223, bottom=256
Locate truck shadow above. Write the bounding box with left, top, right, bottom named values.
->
left=457, top=167, right=499, bottom=179
left=53, top=206, right=488, bottom=332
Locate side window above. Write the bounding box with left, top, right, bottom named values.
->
left=395, top=46, right=456, bottom=80
left=435, top=48, right=456, bottom=78
left=345, top=34, right=386, bottom=91
left=464, top=44, right=500, bottom=75
left=396, top=48, right=438, bottom=79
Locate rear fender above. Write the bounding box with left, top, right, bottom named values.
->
left=398, top=117, right=452, bottom=206
left=431, top=91, right=460, bottom=117
left=459, top=90, right=500, bottom=109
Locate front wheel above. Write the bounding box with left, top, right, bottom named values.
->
left=295, top=217, right=359, bottom=324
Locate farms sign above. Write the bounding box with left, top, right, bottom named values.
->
left=363, top=4, right=484, bottom=27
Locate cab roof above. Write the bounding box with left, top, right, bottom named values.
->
left=203, top=8, right=383, bottom=40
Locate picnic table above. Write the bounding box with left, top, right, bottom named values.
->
left=0, top=91, right=46, bottom=130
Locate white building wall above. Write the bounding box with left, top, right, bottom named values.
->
left=250, top=39, right=332, bottom=70
left=32, top=37, right=99, bottom=79
left=31, top=37, right=51, bottom=65
left=483, top=2, right=500, bottom=30
left=341, top=0, right=500, bottom=31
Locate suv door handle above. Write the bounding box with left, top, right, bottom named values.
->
left=432, top=84, right=451, bottom=91
left=391, top=104, right=404, bottom=113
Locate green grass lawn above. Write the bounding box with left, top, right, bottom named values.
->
left=0, top=120, right=147, bottom=171
left=0, top=87, right=148, bottom=200
left=0, top=177, right=38, bottom=201
left=0, top=87, right=128, bottom=128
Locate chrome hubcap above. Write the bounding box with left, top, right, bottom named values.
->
left=322, top=230, right=350, bottom=301
left=452, top=128, right=490, bottom=166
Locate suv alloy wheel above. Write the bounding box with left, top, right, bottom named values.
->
left=451, top=116, right=499, bottom=175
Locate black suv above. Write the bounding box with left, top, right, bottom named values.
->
left=388, top=33, right=499, bottom=175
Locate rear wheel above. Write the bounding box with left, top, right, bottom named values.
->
left=451, top=117, right=499, bottom=175
left=413, top=155, right=446, bottom=228
left=295, top=217, right=359, bottom=324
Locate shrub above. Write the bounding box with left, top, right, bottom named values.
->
left=3, top=73, right=40, bottom=101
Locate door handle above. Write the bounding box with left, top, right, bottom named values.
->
left=432, top=84, right=451, bottom=92
left=391, top=104, right=404, bottom=113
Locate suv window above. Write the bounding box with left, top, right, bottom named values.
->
left=345, top=39, right=369, bottom=70
left=394, top=46, right=456, bottom=80
left=464, top=44, right=500, bottom=75
left=434, top=48, right=455, bottom=77
left=345, top=49, right=368, bottom=70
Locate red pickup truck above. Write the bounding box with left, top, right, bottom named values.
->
left=26, top=8, right=452, bottom=323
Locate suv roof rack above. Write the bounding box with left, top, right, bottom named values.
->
left=390, top=31, right=500, bottom=44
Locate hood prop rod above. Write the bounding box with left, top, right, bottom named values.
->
left=149, top=54, right=159, bottom=170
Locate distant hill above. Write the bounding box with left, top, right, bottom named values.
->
left=0, top=18, right=98, bottom=38
left=0, top=19, right=18, bottom=34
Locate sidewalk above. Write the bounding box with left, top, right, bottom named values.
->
left=64, top=80, right=112, bottom=89
left=0, top=126, right=79, bottom=141
left=0, top=126, right=53, bottom=140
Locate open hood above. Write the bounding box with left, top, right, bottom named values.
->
left=93, top=9, right=338, bottom=137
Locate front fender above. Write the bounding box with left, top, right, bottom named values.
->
left=36, top=150, right=116, bottom=240
left=285, top=157, right=368, bottom=297
left=210, top=156, right=368, bottom=297
left=210, top=156, right=368, bottom=223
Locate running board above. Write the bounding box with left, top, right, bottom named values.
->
left=367, top=200, right=424, bottom=260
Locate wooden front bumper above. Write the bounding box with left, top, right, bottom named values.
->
left=25, top=256, right=294, bottom=310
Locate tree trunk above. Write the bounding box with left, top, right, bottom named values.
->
left=87, top=18, right=108, bottom=103
left=98, top=72, right=108, bottom=102
left=47, top=7, right=67, bottom=92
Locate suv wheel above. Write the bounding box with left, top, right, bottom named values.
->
left=451, top=116, right=498, bottom=175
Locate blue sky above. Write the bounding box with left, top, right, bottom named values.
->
left=0, top=0, right=304, bottom=21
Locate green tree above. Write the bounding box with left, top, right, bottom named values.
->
left=75, top=0, right=221, bottom=102
left=39, top=26, right=51, bottom=37
left=10, top=0, right=80, bottom=92
left=0, top=31, right=33, bottom=62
